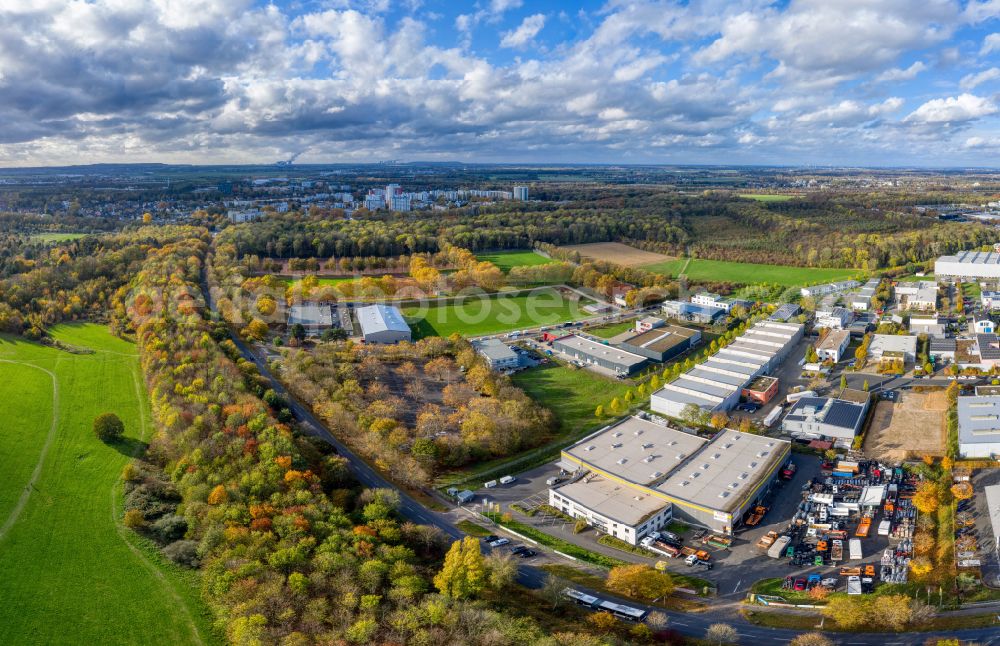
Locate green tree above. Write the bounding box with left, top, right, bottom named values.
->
left=93, top=412, right=124, bottom=442
left=862, top=380, right=869, bottom=392
left=433, top=537, right=486, bottom=599
left=840, top=374, right=848, bottom=391
left=289, top=323, right=306, bottom=341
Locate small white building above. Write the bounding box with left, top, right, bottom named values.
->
left=549, top=476, right=672, bottom=545
left=816, top=329, right=851, bottom=363
left=815, top=307, right=853, bottom=330
left=895, top=281, right=937, bottom=311
left=975, top=318, right=996, bottom=335
left=636, top=316, right=666, bottom=333
left=982, top=291, right=1000, bottom=310
left=909, top=316, right=947, bottom=338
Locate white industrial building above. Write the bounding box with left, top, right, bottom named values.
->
left=552, top=416, right=790, bottom=538
left=849, top=278, right=882, bottom=311
left=909, top=316, right=947, bottom=338
left=287, top=303, right=334, bottom=334
left=650, top=320, right=803, bottom=418
left=781, top=396, right=869, bottom=449
left=957, top=396, right=1000, bottom=458
left=936, top=251, right=1000, bottom=283
left=356, top=304, right=412, bottom=344
left=471, top=338, right=520, bottom=371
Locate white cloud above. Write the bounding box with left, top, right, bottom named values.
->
left=875, top=61, right=926, bottom=82
left=796, top=98, right=903, bottom=125
left=964, top=0, right=1000, bottom=23
left=491, top=0, right=522, bottom=13
left=981, top=33, right=1000, bottom=55
left=500, top=13, right=545, bottom=48
left=960, top=67, right=1000, bottom=90
left=904, top=93, right=998, bottom=124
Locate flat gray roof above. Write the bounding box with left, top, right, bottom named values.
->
left=555, top=334, right=647, bottom=368
left=869, top=334, right=917, bottom=355
left=655, top=430, right=789, bottom=514
left=672, top=376, right=736, bottom=399
left=288, top=303, right=334, bottom=327
left=563, top=416, right=708, bottom=486
left=472, top=338, right=518, bottom=363
left=357, top=304, right=411, bottom=335
left=939, top=250, right=1000, bottom=265
left=619, top=325, right=698, bottom=352
left=711, top=350, right=768, bottom=370
left=554, top=475, right=668, bottom=526
left=818, top=329, right=850, bottom=351
left=688, top=367, right=746, bottom=388
left=701, top=357, right=759, bottom=376
left=651, top=386, right=722, bottom=411
left=957, top=396, right=1000, bottom=445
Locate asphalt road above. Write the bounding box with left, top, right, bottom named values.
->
left=201, top=277, right=1000, bottom=644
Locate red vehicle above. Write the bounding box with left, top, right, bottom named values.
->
left=780, top=461, right=797, bottom=480
left=793, top=578, right=807, bottom=591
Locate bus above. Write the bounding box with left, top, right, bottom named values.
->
left=596, top=599, right=649, bottom=622
left=562, top=588, right=599, bottom=608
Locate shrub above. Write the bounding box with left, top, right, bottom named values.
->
left=93, top=412, right=124, bottom=442
left=123, top=509, right=146, bottom=529
left=163, top=540, right=200, bottom=568
left=151, top=514, right=188, bottom=544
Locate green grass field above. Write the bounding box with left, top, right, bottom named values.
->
left=642, top=257, right=859, bottom=286
left=0, top=324, right=214, bottom=646
left=585, top=319, right=636, bottom=339
left=29, top=232, right=89, bottom=242
left=402, top=289, right=591, bottom=338
left=474, top=249, right=554, bottom=272
left=738, top=194, right=795, bottom=202
left=511, top=363, right=630, bottom=436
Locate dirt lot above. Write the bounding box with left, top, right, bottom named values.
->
left=864, top=390, right=947, bottom=461
left=559, top=242, right=672, bottom=267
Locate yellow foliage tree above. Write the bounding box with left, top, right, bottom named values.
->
left=207, top=484, right=228, bottom=505
left=912, top=481, right=940, bottom=514
left=950, top=482, right=973, bottom=500
left=605, top=564, right=674, bottom=600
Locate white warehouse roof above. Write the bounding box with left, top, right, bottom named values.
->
left=357, top=304, right=410, bottom=335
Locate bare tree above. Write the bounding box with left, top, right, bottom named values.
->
left=704, top=623, right=738, bottom=645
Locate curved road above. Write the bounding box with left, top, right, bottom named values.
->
left=202, top=280, right=1000, bottom=644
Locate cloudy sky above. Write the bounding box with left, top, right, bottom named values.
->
left=2, top=0, right=1000, bottom=166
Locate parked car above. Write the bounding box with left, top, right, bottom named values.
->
left=518, top=549, right=537, bottom=558
left=511, top=545, right=528, bottom=555
left=793, top=578, right=807, bottom=591
left=484, top=535, right=499, bottom=543
left=489, top=538, right=510, bottom=547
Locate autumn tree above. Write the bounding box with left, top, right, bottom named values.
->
left=950, top=482, right=973, bottom=500
left=704, top=623, right=738, bottom=645
left=790, top=633, right=833, bottom=646
left=586, top=611, right=618, bottom=633
left=913, top=481, right=940, bottom=514
left=710, top=412, right=729, bottom=430
left=606, top=564, right=674, bottom=600
left=433, top=537, right=486, bottom=599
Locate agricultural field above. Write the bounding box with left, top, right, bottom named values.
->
left=0, top=324, right=213, bottom=646
left=738, top=194, right=795, bottom=202
left=642, top=257, right=860, bottom=286
left=559, top=241, right=672, bottom=267
left=29, top=232, right=89, bottom=242
left=512, top=363, right=631, bottom=437
left=402, top=288, right=592, bottom=338
left=474, top=249, right=554, bottom=272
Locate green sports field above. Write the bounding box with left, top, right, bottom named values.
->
left=402, top=288, right=591, bottom=338
left=474, top=249, right=554, bottom=272
left=281, top=275, right=356, bottom=287
left=0, top=324, right=214, bottom=646
left=642, top=257, right=859, bottom=286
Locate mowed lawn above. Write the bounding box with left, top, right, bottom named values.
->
left=512, top=363, right=631, bottom=436
left=474, top=249, right=554, bottom=272
left=642, top=257, right=860, bottom=286
left=0, top=324, right=214, bottom=646
left=403, top=289, right=592, bottom=338
left=738, top=194, right=795, bottom=202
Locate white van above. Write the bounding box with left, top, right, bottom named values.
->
left=484, top=480, right=498, bottom=488
left=499, top=475, right=516, bottom=485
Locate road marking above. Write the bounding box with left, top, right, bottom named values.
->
left=732, top=579, right=742, bottom=594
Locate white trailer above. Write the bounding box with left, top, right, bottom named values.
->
left=877, top=519, right=891, bottom=536
left=786, top=390, right=817, bottom=404
left=763, top=406, right=783, bottom=428
left=767, top=535, right=791, bottom=559
left=849, top=538, right=862, bottom=561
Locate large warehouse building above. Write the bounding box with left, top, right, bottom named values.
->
left=650, top=319, right=803, bottom=418
left=936, top=250, right=1000, bottom=283
left=551, top=416, right=790, bottom=540
left=356, top=304, right=412, bottom=344
left=552, top=334, right=648, bottom=375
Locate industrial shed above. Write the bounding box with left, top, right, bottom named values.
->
left=617, top=324, right=701, bottom=362
left=356, top=304, right=412, bottom=344
left=287, top=303, right=335, bottom=335
left=552, top=334, right=648, bottom=375
left=553, top=416, right=790, bottom=537
left=957, top=396, right=1000, bottom=458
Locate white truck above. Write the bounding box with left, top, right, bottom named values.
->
left=877, top=519, right=891, bottom=536
left=767, top=535, right=791, bottom=559
left=847, top=575, right=862, bottom=595
left=763, top=406, right=783, bottom=428
left=849, top=538, right=862, bottom=561
left=786, top=390, right=817, bottom=404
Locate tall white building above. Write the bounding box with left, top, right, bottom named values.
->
left=513, top=186, right=529, bottom=200
left=390, top=195, right=411, bottom=212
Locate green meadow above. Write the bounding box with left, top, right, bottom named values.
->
left=642, top=257, right=859, bottom=286
left=738, top=194, right=795, bottom=202
left=29, top=232, right=89, bottom=242
left=402, top=288, right=591, bottom=338
left=474, top=249, right=554, bottom=272
left=0, top=324, right=214, bottom=646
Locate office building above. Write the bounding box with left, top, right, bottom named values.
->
left=816, top=329, right=851, bottom=363
left=472, top=338, right=520, bottom=371
left=782, top=396, right=869, bottom=449
left=552, top=334, right=648, bottom=375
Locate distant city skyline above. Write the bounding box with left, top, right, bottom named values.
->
left=1, top=0, right=999, bottom=166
